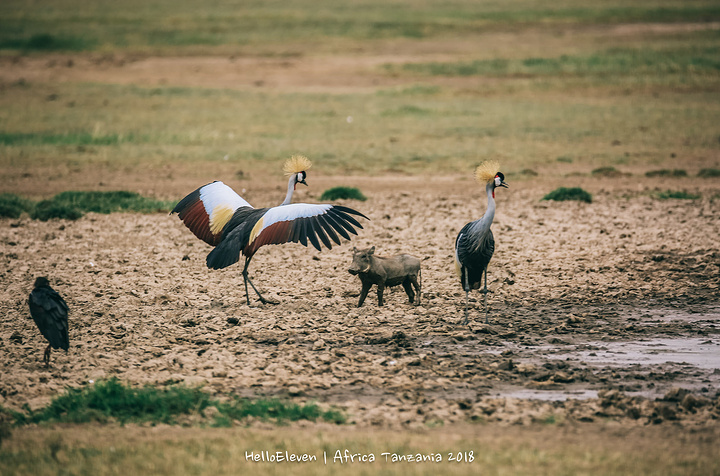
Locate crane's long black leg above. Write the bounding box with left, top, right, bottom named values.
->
left=463, top=267, right=470, bottom=326
left=483, top=268, right=489, bottom=324
left=242, top=256, right=279, bottom=305
left=242, top=257, right=251, bottom=305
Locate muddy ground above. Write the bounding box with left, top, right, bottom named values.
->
left=1, top=174, right=719, bottom=428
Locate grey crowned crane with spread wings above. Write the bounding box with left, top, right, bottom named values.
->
left=454, top=160, right=509, bottom=325
left=172, top=156, right=368, bottom=305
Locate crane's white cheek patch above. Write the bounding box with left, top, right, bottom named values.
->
left=495, top=176, right=501, bottom=187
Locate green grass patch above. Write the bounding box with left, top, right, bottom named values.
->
left=11, top=378, right=213, bottom=425
left=655, top=190, right=701, bottom=200
left=0, top=33, right=95, bottom=52
left=39, top=191, right=174, bottom=215
left=698, top=168, right=720, bottom=177
left=388, top=47, right=720, bottom=78
left=319, top=186, right=367, bottom=201
left=213, top=397, right=346, bottom=427
left=1, top=77, right=718, bottom=178
left=2, top=2, right=719, bottom=53
left=645, top=169, right=688, bottom=177
left=0, top=193, right=34, bottom=219
left=381, top=105, right=433, bottom=116
left=0, top=191, right=175, bottom=221
left=0, top=132, right=145, bottom=146
left=31, top=201, right=84, bottom=221
left=591, top=166, right=625, bottom=177
left=31, top=191, right=174, bottom=220
left=1, top=423, right=718, bottom=476
left=10, top=378, right=345, bottom=427
left=542, top=187, right=592, bottom=203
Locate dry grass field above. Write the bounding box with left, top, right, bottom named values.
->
left=1, top=1, right=719, bottom=474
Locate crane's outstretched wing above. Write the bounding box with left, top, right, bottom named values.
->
left=172, top=181, right=253, bottom=246
left=28, top=287, right=69, bottom=350
left=207, top=203, right=368, bottom=269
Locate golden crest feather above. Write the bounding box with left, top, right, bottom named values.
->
left=475, top=160, right=501, bottom=184
left=283, top=155, right=313, bottom=175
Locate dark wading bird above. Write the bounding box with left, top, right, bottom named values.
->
left=28, top=277, right=69, bottom=365
left=172, top=156, right=368, bottom=305
left=454, top=160, right=509, bottom=325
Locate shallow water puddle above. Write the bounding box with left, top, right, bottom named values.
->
left=558, top=338, right=720, bottom=369
left=491, top=337, right=720, bottom=401
left=490, top=387, right=599, bottom=401
left=632, top=306, right=720, bottom=329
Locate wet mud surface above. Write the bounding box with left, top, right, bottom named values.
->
left=1, top=177, right=719, bottom=428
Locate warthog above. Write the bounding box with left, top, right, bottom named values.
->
left=348, top=246, right=421, bottom=307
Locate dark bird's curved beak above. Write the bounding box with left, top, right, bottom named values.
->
left=299, top=179, right=308, bottom=186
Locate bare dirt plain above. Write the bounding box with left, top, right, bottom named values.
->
left=1, top=171, right=719, bottom=429
left=1, top=47, right=720, bottom=440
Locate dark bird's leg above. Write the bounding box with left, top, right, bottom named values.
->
left=242, top=257, right=278, bottom=305
left=481, top=268, right=490, bottom=324
left=463, top=267, right=470, bottom=326
left=44, top=344, right=51, bottom=366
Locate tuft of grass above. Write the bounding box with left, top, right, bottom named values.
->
left=31, top=201, right=84, bottom=221
left=1, top=3, right=720, bottom=54
left=0, top=33, right=95, bottom=52
left=43, top=191, right=174, bottom=214
left=381, top=105, right=432, bottom=116
left=12, top=378, right=212, bottom=425
left=215, top=398, right=346, bottom=426
left=390, top=47, right=720, bottom=79
left=655, top=190, right=701, bottom=200
left=28, top=191, right=175, bottom=221
left=0, top=191, right=176, bottom=221
left=645, top=169, right=687, bottom=177
left=698, top=168, right=720, bottom=178
left=556, top=156, right=573, bottom=163
left=591, top=166, right=626, bottom=177
left=0, top=407, right=12, bottom=448
left=542, top=187, right=592, bottom=203
left=0, top=132, right=144, bottom=146
left=0, top=193, right=34, bottom=218
left=319, top=186, right=367, bottom=201
left=10, top=378, right=345, bottom=427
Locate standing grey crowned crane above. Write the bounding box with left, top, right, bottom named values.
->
left=454, top=160, right=509, bottom=325
left=28, top=276, right=69, bottom=366
left=172, top=156, right=368, bottom=305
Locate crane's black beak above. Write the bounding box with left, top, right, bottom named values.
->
left=499, top=180, right=509, bottom=189
left=299, top=178, right=308, bottom=186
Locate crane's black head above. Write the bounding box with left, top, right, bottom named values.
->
left=33, top=276, right=50, bottom=288
left=494, top=172, right=508, bottom=189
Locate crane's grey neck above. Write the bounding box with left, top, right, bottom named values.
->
left=281, top=174, right=296, bottom=205
left=471, top=181, right=496, bottom=232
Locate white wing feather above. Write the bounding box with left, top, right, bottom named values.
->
left=199, top=181, right=252, bottom=215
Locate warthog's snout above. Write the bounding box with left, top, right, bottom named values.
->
left=348, top=265, right=371, bottom=275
